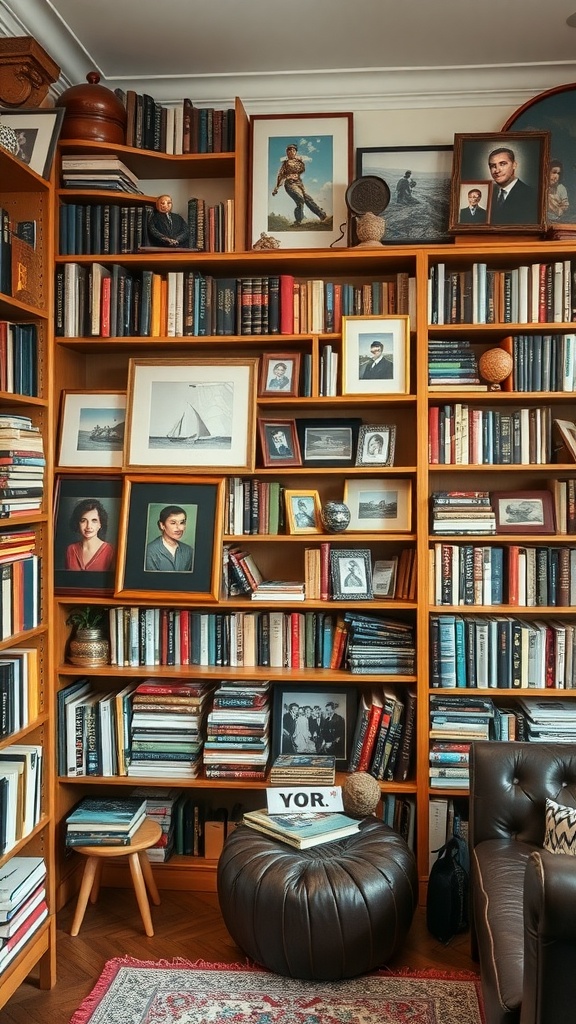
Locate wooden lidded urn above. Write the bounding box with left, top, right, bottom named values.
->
left=57, top=71, right=127, bottom=144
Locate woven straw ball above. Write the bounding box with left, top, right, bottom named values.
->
left=478, top=346, right=513, bottom=385
left=342, top=771, right=381, bottom=817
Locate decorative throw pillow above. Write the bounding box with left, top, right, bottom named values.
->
left=543, top=797, right=576, bottom=855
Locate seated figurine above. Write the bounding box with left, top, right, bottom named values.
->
left=147, top=194, right=190, bottom=247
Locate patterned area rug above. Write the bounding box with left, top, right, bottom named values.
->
left=69, top=958, right=484, bottom=1024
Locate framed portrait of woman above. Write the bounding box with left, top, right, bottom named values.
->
left=54, top=476, right=122, bottom=595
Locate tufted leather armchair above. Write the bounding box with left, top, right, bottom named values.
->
left=469, top=741, right=576, bottom=1024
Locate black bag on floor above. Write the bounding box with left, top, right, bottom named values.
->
left=426, top=834, right=469, bottom=943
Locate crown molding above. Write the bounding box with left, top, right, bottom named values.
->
left=1, top=0, right=576, bottom=113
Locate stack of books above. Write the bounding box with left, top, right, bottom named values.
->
left=429, top=696, right=496, bottom=788
left=130, top=787, right=182, bottom=863
left=127, top=678, right=214, bottom=779
left=343, top=611, right=416, bottom=675
left=430, top=491, right=497, bottom=535
left=61, top=155, right=143, bottom=195
left=203, top=680, right=271, bottom=780
left=0, top=413, right=44, bottom=517
left=242, top=808, right=360, bottom=850
left=428, top=337, right=484, bottom=390
left=516, top=697, right=576, bottom=742
left=65, top=796, right=147, bottom=846
left=250, top=581, right=306, bottom=602
left=0, top=857, right=48, bottom=975
left=269, top=753, right=336, bottom=786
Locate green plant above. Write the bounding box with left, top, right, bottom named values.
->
left=66, top=605, right=106, bottom=631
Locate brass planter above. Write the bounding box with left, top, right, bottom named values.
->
left=68, top=627, right=109, bottom=667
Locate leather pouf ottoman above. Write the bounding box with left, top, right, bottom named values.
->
left=217, top=817, right=418, bottom=980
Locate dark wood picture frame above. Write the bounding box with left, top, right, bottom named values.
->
left=449, top=131, right=550, bottom=234
left=259, top=352, right=301, bottom=398
left=271, top=684, right=358, bottom=769
left=258, top=418, right=302, bottom=468
left=296, top=418, right=361, bottom=467
left=492, top=490, right=555, bottom=534
left=115, top=475, right=225, bottom=602
left=53, top=475, right=122, bottom=596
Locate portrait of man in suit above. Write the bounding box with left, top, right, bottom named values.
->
left=459, top=186, right=487, bottom=224
left=359, top=339, right=393, bottom=380
left=487, top=146, right=538, bottom=225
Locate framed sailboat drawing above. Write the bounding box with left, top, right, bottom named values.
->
left=124, top=358, right=258, bottom=473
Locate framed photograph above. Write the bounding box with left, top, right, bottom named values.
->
left=330, top=548, right=373, bottom=601
left=296, top=418, right=361, bottom=468
left=502, top=83, right=576, bottom=231
left=271, top=684, right=358, bottom=769
left=259, top=352, right=301, bottom=397
left=355, top=424, right=396, bottom=467
left=258, top=418, right=302, bottom=468
left=0, top=107, right=64, bottom=179
left=53, top=476, right=122, bottom=596
left=553, top=419, right=576, bottom=462
left=343, top=478, right=413, bottom=532
left=249, top=112, right=353, bottom=250
left=492, top=490, right=555, bottom=535
left=115, top=476, right=225, bottom=602
left=284, top=490, right=322, bottom=535
left=57, top=391, right=126, bottom=468
left=342, top=316, right=409, bottom=396
left=448, top=131, right=550, bottom=234
left=356, top=144, right=453, bottom=244
left=372, top=557, right=398, bottom=600
left=124, top=358, right=257, bottom=473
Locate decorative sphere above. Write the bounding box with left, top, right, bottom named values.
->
left=320, top=501, right=351, bottom=533
left=342, top=772, right=381, bottom=818
left=478, top=347, right=513, bottom=385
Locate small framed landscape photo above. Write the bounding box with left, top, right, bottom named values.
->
left=57, top=390, right=126, bottom=468
left=0, top=107, right=65, bottom=179
left=124, top=358, right=257, bottom=473
left=355, top=424, right=396, bottom=467
left=342, top=316, right=409, bottom=396
left=330, top=548, right=373, bottom=601
left=53, top=476, right=122, bottom=596
left=449, top=131, right=549, bottom=234
left=343, top=478, right=413, bottom=532
left=492, top=490, right=555, bottom=535
left=115, top=475, right=225, bottom=602
left=297, top=418, right=361, bottom=468
left=258, top=418, right=301, bottom=468
left=284, top=489, right=322, bottom=534
left=259, top=352, right=301, bottom=397
left=271, top=684, right=358, bottom=769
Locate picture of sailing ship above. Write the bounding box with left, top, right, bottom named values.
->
left=149, top=382, right=233, bottom=450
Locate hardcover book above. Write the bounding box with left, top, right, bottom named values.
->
left=242, top=808, right=360, bottom=849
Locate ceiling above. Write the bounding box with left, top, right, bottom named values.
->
left=3, top=0, right=576, bottom=110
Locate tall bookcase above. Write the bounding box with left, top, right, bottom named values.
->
left=0, top=147, right=55, bottom=999
left=52, top=98, right=576, bottom=907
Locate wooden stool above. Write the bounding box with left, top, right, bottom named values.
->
left=70, top=818, right=162, bottom=937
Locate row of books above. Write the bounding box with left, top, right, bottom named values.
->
left=0, top=645, right=39, bottom=739
left=0, top=744, right=42, bottom=854
left=427, top=337, right=482, bottom=389
left=61, top=155, right=143, bottom=195
left=186, top=197, right=235, bottom=253
left=59, top=202, right=153, bottom=256
left=114, top=91, right=235, bottom=154
left=428, top=260, right=576, bottom=326
left=347, top=687, right=416, bottom=783
left=430, top=490, right=497, bottom=535
left=225, top=478, right=285, bottom=536
left=430, top=542, right=576, bottom=607
left=382, top=792, right=416, bottom=851
left=500, top=333, right=576, bottom=393
left=428, top=404, right=554, bottom=465
left=203, top=679, right=271, bottom=780
left=0, top=857, right=48, bottom=976
left=429, top=797, right=468, bottom=870
left=0, top=322, right=38, bottom=397
left=0, top=553, right=41, bottom=639
left=430, top=613, right=576, bottom=690
left=276, top=273, right=414, bottom=337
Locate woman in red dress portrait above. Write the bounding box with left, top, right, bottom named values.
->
left=65, top=498, right=115, bottom=572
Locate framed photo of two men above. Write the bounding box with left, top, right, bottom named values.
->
left=449, top=131, right=550, bottom=235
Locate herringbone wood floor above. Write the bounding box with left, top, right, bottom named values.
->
left=0, top=888, right=475, bottom=1024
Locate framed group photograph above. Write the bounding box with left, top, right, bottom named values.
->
left=296, top=418, right=361, bottom=468
left=330, top=548, right=373, bottom=601
left=0, top=107, right=64, bottom=179
left=356, top=144, right=453, bottom=244
left=492, top=490, right=555, bottom=535
left=124, top=358, right=257, bottom=473
left=57, top=391, right=126, bottom=468
left=355, top=424, right=396, bottom=467
left=53, top=476, right=122, bottom=596
left=271, top=684, right=358, bottom=769
left=343, top=478, right=413, bottom=532
left=448, top=131, right=550, bottom=234
left=249, top=112, right=353, bottom=250
left=115, top=476, right=225, bottom=602
left=258, top=418, right=302, bottom=468
left=284, top=490, right=322, bottom=534
left=342, top=316, right=410, bottom=395
left=259, top=352, right=301, bottom=397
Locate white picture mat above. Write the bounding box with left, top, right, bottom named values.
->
left=342, top=317, right=409, bottom=394
left=344, top=478, right=412, bottom=531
